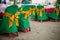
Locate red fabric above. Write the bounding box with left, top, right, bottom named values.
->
left=0, top=12, right=4, bottom=17
left=45, top=8, right=54, bottom=13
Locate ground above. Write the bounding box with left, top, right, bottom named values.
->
left=0, top=20, right=60, bottom=40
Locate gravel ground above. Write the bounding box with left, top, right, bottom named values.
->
left=0, top=20, right=60, bottom=40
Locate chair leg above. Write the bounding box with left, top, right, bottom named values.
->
left=15, top=32, right=19, bottom=36
left=29, top=27, right=31, bottom=31
left=31, top=18, right=35, bottom=21
left=35, top=19, right=37, bottom=21
left=40, top=20, right=42, bottom=23
left=24, top=29, right=28, bottom=33
left=26, top=28, right=29, bottom=32
left=55, top=20, right=58, bottom=22
left=9, top=33, right=13, bottom=40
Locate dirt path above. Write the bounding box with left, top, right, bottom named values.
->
left=0, top=21, right=60, bottom=40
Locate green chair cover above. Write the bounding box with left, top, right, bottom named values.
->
left=18, top=5, right=30, bottom=30
left=30, top=5, right=36, bottom=19
left=37, top=5, right=48, bottom=20
left=0, top=4, right=19, bottom=33
left=48, top=5, right=59, bottom=20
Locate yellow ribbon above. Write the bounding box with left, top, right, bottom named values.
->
left=30, top=8, right=35, bottom=15
left=4, top=11, right=19, bottom=28
left=22, top=11, right=30, bottom=19
left=36, top=8, right=44, bottom=17
left=39, top=9, right=42, bottom=17
left=55, top=8, right=59, bottom=16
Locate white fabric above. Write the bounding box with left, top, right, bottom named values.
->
left=48, top=0, right=57, bottom=4
left=0, top=4, right=12, bottom=13
left=32, top=0, right=57, bottom=5
left=0, top=4, right=6, bottom=13
left=17, top=4, right=22, bottom=8
left=19, top=0, right=22, bottom=4
left=32, top=0, right=46, bottom=4
left=44, top=5, right=55, bottom=8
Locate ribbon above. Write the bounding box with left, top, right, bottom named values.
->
left=55, top=8, right=59, bottom=16
left=4, top=11, right=19, bottom=28
left=30, top=8, right=35, bottom=15
left=22, top=11, right=30, bottom=19
left=36, top=8, right=44, bottom=17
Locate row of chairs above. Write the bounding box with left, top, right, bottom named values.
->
left=0, top=4, right=60, bottom=40
left=0, top=4, right=31, bottom=40
left=27, top=5, right=60, bottom=22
